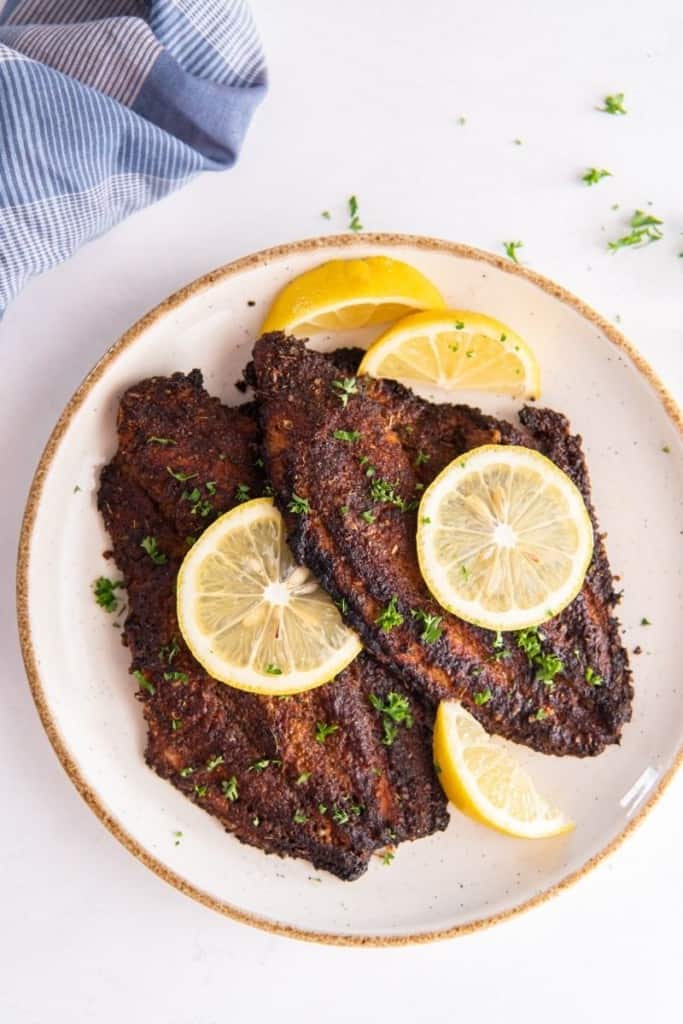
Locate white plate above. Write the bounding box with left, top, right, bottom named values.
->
left=17, top=235, right=683, bottom=945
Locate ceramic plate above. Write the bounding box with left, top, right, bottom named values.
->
left=17, top=235, right=683, bottom=945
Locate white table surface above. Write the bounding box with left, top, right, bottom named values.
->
left=2, top=1, right=681, bottom=1020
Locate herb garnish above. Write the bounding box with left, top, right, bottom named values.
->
left=640, top=616, right=651, bottom=626
left=473, top=689, right=492, bottom=705
left=516, top=627, right=564, bottom=686
left=288, top=494, right=311, bottom=514
left=582, top=167, right=612, bottom=186
left=599, top=92, right=626, bottom=115
left=206, top=755, right=225, bottom=771
left=140, top=535, right=167, bottom=564
left=348, top=195, right=363, bottom=232
left=585, top=667, right=603, bottom=686
left=194, top=785, right=207, bottom=798
left=171, top=717, right=182, bottom=731
left=234, top=483, right=251, bottom=503
left=411, top=608, right=443, bottom=644
left=331, top=377, right=358, bottom=407
left=321, top=210, right=331, bottom=220
left=375, top=596, right=404, bottom=632
left=133, top=670, right=155, bottom=695
left=503, top=240, right=523, bottom=263
left=264, top=663, right=282, bottom=675
left=94, top=576, right=125, bottom=613
left=159, top=638, right=180, bottom=664
left=381, top=850, right=395, bottom=866
left=608, top=210, right=663, bottom=251
left=167, top=467, right=197, bottom=482
left=179, top=766, right=193, bottom=778
left=181, top=486, right=213, bottom=517
left=296, top=772, right=311, bottom=785
left=361, top=510, right=376, bottom=524
left=369, top=691, right=414, bottom=746
left=533, top=708, right=549, bottom=721
left=293, top=810, right=308, bottom=824
left=333, top=429, right=361, bottom=442
left=221, top=776, right=239, bottom=801
left=248, top=758, right=281, bottom=773
left=315, top=721, right=339, bottom=743
left=147, top=436, right=175, bottom=445
left=414, top=450, right=430, bottom=466
left=173, top=831, right=183, bottom=845
left=163, top=671, right=188, bottom=683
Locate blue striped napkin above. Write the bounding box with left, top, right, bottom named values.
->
left=0, top=0, right=267, bottom=315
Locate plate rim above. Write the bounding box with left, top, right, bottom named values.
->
left=15, top=232, right=683, bottom=946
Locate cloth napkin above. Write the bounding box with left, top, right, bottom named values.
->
left=0, top=0, right=267, bottom=315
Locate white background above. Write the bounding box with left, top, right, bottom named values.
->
left=1, top=1, right=682, bottom=1021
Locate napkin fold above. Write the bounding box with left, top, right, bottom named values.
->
left=0, top=0, right=267, bottom=315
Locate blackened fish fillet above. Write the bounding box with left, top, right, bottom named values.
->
left=98, top=370, right=447, bottom=880
left=252, top=333, right=633, bottom=757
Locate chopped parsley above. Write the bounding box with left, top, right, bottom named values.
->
left=234, top=483, right=251, bottom=503
left=473, top=689, right=492, bottom=706
left=599, top=92, right=626, bottom=115
left=167, top=466, right=197, bottom=482
left=331, top=377, right=358, bottom=407
left=265, top=663, right=282, bottom=675
left=321, top=209, right=331, bottom=220
left=454, top=319, right=465, bottom=330
left=171, top=717, right=182, bottom=731
left=533, top=708, right=549, bottom=721
left=348, top=194, right=363, bottom=232
left=332, top=806, right=350, bottom=825
left=582, top=167, right=612, bottom=186
left=662, top=445, right=671, bottom=454
left=296, top=772, right=311, bottom=785
left=140, top=536, right=167, bottom=564
left=517, top=627, right=563, bottom=686
left=340, top=504, right=349, bottom=516
left=221, top=776, right=239, bottom=801
left=333, top=429, right=361, bottom=442
left=414, top=450, right=430, bottom=466
left=194, top=785, right=207, bottom=798
left=147, top=436, right=175, bottom=445
left=609, top=210, right=663, bottom=251
left=360, top=509, right=376, bottom=524
left=315, top=721, right=339, bottom=743
left=94, top=576, right=125, bottom=613
left=585, top=667, right=603, bottom=686
left=411, top=608, right=443, bottom=644
left=293, top=810, right=308, bottom=824
left=381, top=850, right=395, bottom=866
left=421, top=516, right=431, bottom=525
left=133, top=670, right=155, bottom=695
left=640, top=617, right=651, bottom=626
left=503, top=240, right=523, bottom=263
left=248, top=758, right=281, bottom=773
left=163, top=671, right=188, bottom=683
left=318, top=803, right=328, bottom=814
left=159, top=638, right=180, bottom=664
left=181, top=486, right=213, bottom=517
left=336, top=597, right=349, bottom=615
left=369, top=691, right=414, bottom=746
left=491, top=630, right=510, bottom=661
left=375, top=596, right=404, bottom=632
left=369, top=476, right=416, bottom=511
left=261, top=483, right=274, bottom=497
left=173, top=830, right=183, bottom=845
left=206, top=755, right=225, bottom=771
left=206, top=481, right=217, bottom=496
left=288, top=493, right=311, bottom=515
left=179, top=766, right=193, bottom=778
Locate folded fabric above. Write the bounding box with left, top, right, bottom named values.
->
left=0, top=0, right=267, bottom=316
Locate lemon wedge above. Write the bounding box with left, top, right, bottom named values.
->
left=177, top=498, right=361, bottom=694
left=417, top=445, right=593, bottom=632
left=358, top=309, right=540, bottom=399
left=260, top=257, right=445, bottom=336
left=433, top=701, right=574, bottom=838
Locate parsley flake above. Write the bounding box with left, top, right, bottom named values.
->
left=288, top=493, right=311, bottom=514
left=221, top=776, right=239, bottom=801
left=293, top=810, right=308, bottom=824
left=503, top=240, right=523, bottom=263
left=599, top=92, right=627, bottom=115
left=234, top=483, right=251, bottom=503
left=582, top=167, right=612, bottom=186
left=333, top=429, right=361, bottom=442
left=315, top=721, right=339, bottom=743
left=331, top=377, right=358, bottom=407
left=163, top=671, right=188, bottom=683
left=140, top=535, right=167, bottom=564
left=167, top=466, right=197, bottom=482
left=296, top=772, right=311, bottom=785
left=265, top=664, right=282, bottom=675
left=375, top=596, right=404, bottom=632
left=411, top=608, right=443, bottom=644
left=414, top=450, right=430, bottom=466
left=94, top=576, right=125, bottom=613
left=473, top=689, right=492, bottom=706
left=348, top=194, right=363, bottom=232
left=381, top=850, right=395, bottom=866
left=133, top=670, right=155, bottom=695
left=206, top=755, right=225, bottom=771
left=585, top=667, right=603, bottom=686
left=369, top=691, right=413, bottom=746
left=147, top=436, right=175, bottom=446
left=361, top=509, right=376, bottom=523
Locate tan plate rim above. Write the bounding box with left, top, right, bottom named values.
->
left=15, top=233, right=683, bottom=946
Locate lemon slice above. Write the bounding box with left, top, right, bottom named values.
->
left=433, top=701, right=573, bottom=838
left=417, top=445, right=593, bottom=631
left=358, top=309, right=540, bottom=399
left=260, top=257, right=445, bottom=335
left=177, top=498, right=361, bottom=694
